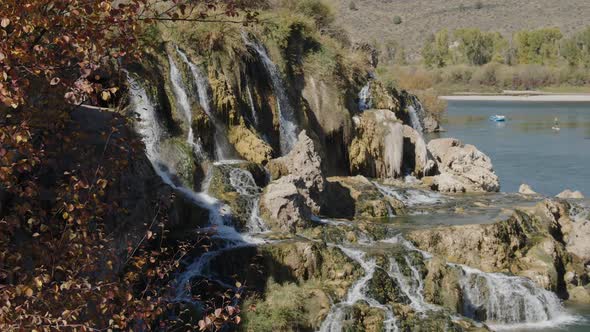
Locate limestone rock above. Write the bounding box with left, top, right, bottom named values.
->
left=228, top=123, right=274, bottom=165
left=402, top=125, right=436, bottom=177
left=556, top=189, right=585, bottom=199
left=259, top=176, right=312, bottom=233
left=519, top=183, right=537, bottom=195
left=265, top=130, right=326, bottom=214
left=423, top=113, right=443, bottom=133
left=349, top=110, right=404, bottom=179
left=428, top=138, right=499, bottom=193
left=321, top=176, right=405, bottom=219
left=409, top=200, right=588, bottom=298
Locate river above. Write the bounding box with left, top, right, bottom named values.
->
left=430, top=100, right=590, bottom=196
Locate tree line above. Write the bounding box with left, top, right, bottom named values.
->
left=422, top=27, right=590, bottom=68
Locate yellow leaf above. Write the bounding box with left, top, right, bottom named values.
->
left=34, top=277, right=43, bottom=288
left=101, top=91, right=111, bottom=101
left=24, top=287, right=33, bottom=297
left=62, top=212, right=69, bottom=220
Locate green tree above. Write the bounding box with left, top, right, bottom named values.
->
left=422, top=29, right=451, bottom=68
left=561, top=27, right=590, bottom=67
left=454, top=29, right=508, bottom=65
left=514, top=28, right=563, bottom=65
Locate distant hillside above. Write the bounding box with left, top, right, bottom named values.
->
left=333, top=0, right=590, bottom=60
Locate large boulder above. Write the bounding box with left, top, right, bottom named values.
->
left=556, top=189, right=585, bottom=199
left=349, top=110, right=404, bottom=179
left=266, top=130, right=325, bottom=213
left=402, top=125, right=436, bottom=177
left=427, top=138, right=499, bottom=193
left=259, top=175, right=312, bottom=233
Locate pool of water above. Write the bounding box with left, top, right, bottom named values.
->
left=429, top=100, right=590, bottom=196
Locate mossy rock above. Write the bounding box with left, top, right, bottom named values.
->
left=341, top=300, right=386, bottom=332
left=240, top=281, right=331, bottom=332
left=206, top=161, right=267, bottom=230
left=367, top=267, right=410, bottom=305
left=159, top=137, right=196, bottom=188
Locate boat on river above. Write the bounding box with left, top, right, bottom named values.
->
left=489, top=115, right=506, bottom=122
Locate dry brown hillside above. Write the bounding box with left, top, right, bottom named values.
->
left=334, top=0, right=590, bottom=59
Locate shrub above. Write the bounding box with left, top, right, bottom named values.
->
left=296, top=0, right=335, bottom=29
left=471, top=62, right=500, bottom=86
left=349, top=1, right=358, bottom=11
left=475, top=1, right=483, bottom=9
left=393, top=16, right=402, bottom=25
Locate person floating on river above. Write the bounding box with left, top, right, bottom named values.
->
left=552, top=117, right=560, bottom=131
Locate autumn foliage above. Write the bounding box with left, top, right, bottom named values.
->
left=0, top=1, right=257, bottom=331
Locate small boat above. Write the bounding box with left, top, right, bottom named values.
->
left=552, top=126, right=560, bottom=131
left=489, top=115, right=506, bottom=122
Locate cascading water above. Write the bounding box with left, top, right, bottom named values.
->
left=373, top=182, right=445, bottom=207
left=407, top=96, right=426, bottom=133
left=387, top=256, right=434, bottom=313
left=128, top=76, right=266, bottom=301
left=358, top=81, right=372, bottom=111
left=452, top=264, right=572, bottom=329
left=226, top=165, right=268, bottom=233
left=245, top=83, right=259, bottom=127
left=167, top=55, right=206, bottom=160
left=242, top=33, right=298, bottom=154
left=175, top=48, right=235, bottom=161
left=319, top=247, right=399, bottom=332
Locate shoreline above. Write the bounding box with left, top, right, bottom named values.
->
left=440, top=94, right=590, bottom=102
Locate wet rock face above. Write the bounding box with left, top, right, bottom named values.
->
left=349, top=110, right=404, bottom=179
left=427, top=138, right=499, bottom=193
left=402, top=125, right=436, bottom=177
left=409, top=200, right=590, bottom=302
left=321, top=176, right=405, bottom=219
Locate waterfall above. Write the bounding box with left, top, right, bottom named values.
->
left=245, top=83, right=259, bottom=127
left=128, top=76, right=266, bottom=301
left=167, top=55, right=206, bottom=160
left=453, top=264, right=571, bottom=328
left=387, top=257, right=435, bottom=313
left=319, top=247, right=399, bottom=332
left=408, top=96, right=425, bottom=133
left=226, top=165, right=269, bottom=233
left=175, top=47, right=236, bottom=161
left=242, top=33, right=298, bottom=154
left=359, top=81, right=372, bottom=111
left=373, top=182, right=444, bottom=207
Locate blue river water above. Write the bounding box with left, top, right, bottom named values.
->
left=429, top=100, right=590, bottom=196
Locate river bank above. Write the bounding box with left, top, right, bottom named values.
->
left=440, top=93, right=590, bottom=102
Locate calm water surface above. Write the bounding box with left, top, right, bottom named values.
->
left=431, top=100, right=590, bottom=196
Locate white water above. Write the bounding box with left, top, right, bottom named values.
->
left=168, top=55, right=206, bottom=159
left=242, top=33, right=298, bottom=154
left=175, top=47, right=235, bottom=161
left=374, top=111, right=404, bottom=178
left=373, top=182, right=445, bottom=207
left=128, top=76, right=266, bottom=301
left=387, top=256, right=435, bottom=313
left=245, top=83, right=259, bottom=127
left=319, top=247, right=398, bottom=332
left=227, top=165, right=269, bottom=233
left=453, top=264, right=570, bottom=326
left=408, top=96, right=425, bottom=133
left=359, top=81, right=372, bottom=111
left=407, top=106, right=424, bottom=133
